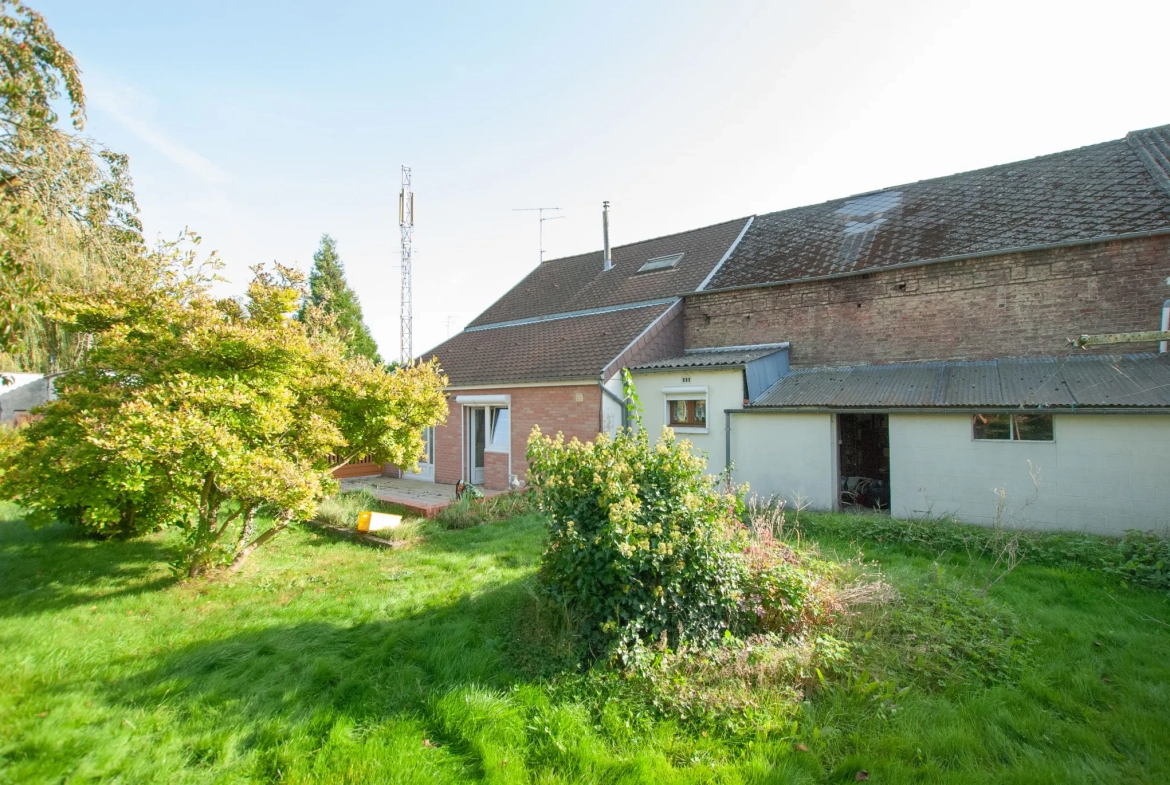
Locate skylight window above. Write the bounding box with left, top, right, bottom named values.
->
left=638, top=253, right=683, bottom=273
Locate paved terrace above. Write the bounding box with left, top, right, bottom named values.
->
left=338, top=475, right=505, bottom=518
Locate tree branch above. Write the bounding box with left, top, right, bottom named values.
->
left=229, top=511, right=294, bottom=573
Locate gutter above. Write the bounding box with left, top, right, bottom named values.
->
left=695, top=226, right=1170, bottom=298
left=724, top=406, right=1170, bottom=415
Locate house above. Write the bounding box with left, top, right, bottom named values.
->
left=627, top=123, right=1170, bottom=534
left=412, top=215, right=754, bottom=489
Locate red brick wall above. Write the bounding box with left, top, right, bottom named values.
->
left=602, top=301, right=684, bottom=380
left=484, top=451, right=509, bottom=490
left=684, top=236, right=1170, bottom=368
left=433, top=384, right=604, bottom=488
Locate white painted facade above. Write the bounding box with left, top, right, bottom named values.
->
left=889, top=413, right=1170, bottom=535
left=729, top=412, right=837, bottom=510
left=630, top=368, right=744, bottom=470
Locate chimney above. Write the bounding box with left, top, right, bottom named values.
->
left=602, top=201, right=613, bottom=271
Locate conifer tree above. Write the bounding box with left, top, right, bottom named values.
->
left=301, top=234, right=382, bottom=364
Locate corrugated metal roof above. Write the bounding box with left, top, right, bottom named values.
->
left=750, top=354, right=1170, bottom=409
left=631, top=343, right=788, bottom=371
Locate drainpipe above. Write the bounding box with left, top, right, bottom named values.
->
left=1162, top=299, right=1169, bottom=354
left=602, top=201, right=613, bottom=271
left=599, top=378, right=628, bottom=431
left=725, top=410, right=733, bottom=472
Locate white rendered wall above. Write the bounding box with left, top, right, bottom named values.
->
left=630, top=368, right=744, bottom=471
left=890, top=413, right=1170, bottom=535
left=730, top=412, right=836, bottom=510
left=601, top=376, right=624, bottom=437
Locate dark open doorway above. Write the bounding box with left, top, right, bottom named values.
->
left=838, top=413, right=890, bottom=511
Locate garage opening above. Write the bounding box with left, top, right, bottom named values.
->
left=837, top=413, right=890, bottom=511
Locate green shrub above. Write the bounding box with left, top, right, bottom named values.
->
left=526, top=423, right=743, bottom=662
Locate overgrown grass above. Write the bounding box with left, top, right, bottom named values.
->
left=1, top=503, right=1169, bottom=782
left=436, top=491, right=534, bottom=530
left=313, top=489, right=424, bottom=543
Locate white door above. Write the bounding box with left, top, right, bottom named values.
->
left=469, top=407, right=485, bottom=484
left=403, top=426, right=435, bottom=482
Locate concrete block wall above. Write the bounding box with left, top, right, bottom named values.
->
left=683, top=235, right=1170, bottom=368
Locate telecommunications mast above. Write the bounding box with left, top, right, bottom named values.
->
left=399, top=166, right=414, bottom=364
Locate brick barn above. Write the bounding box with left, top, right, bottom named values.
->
left=403, top=216, right=754, bottom=490
left=397, top=123, right=1170, bottom=533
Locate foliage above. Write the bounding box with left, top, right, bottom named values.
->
left=3, top=510, right=1170, bottom=782
left=299, top=233, right=381, bottom=364
left=526, top=422, right=744, bottom=662
left=436, top=490, right=533, bottom=530
left=0, top=1, right=85, bottom=132
left=796, top=511, right=1170, bottom=592
left=1, top=2, right=146, bottom=371
left=0, top=249, right=447, bottom=575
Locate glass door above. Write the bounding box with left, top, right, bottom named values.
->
left=469, top=408, right=485, bottom=484
left=404, top=426, right=435, bottom=482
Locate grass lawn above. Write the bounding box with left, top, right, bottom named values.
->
left=1, top=502, right=1168, bottom=784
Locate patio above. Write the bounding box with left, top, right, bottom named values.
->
left=338, top=475, right=502, bottom=518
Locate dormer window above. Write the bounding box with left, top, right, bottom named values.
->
left=638, top=253, right=683, bottom=273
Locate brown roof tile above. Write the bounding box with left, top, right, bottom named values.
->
left=468, top=217, right=750, bottom=328
left=710, top=126, right=1170, bottom=290
left=427, top=303, right=673, bottom=387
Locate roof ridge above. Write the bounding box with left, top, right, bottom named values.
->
left=683, top=342, right=789, bottom=354
left=753, top=134, right=1141, bottom=221
left=1127, top=125, right=1170, bottom=198
left=538, top=215, right=752, bottom=267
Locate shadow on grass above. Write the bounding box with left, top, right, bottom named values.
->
left=91, top=579, right=547, bottom=779
left=0, top=518, right=179, bottom=618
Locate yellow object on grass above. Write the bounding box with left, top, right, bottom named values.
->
left=357, top=510, right=402, bottom=533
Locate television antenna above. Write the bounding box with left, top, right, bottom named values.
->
left=513, top=206, right=562, bottom=263
left=399, top=166, right=414, bottom=364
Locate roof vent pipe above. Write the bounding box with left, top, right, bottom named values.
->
left=602, top=201, right=613, bottom=271
left=1161, top=299, right=1169, bottom=354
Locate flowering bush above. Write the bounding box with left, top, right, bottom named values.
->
left=527, top=422, right=743, bottom=662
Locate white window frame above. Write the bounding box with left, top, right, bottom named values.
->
left=485, top=406, right=510, bottom=454
left=971, top=412, right=1055, bottom=442
left=663, top=386, right=709, bottom=434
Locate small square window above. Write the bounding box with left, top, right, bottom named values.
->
left=1012, top=413, right=1053, bottom=441
left=638, top=253, right=683, bottom=273
left=973, top=413, right=1011, bottom=440
left=669, top=399, right=706, bottom=428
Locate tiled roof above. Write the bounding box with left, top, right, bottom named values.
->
left=425, top=303, right=672, bottom=387
left=632, top=343, right=789, bottom=371
left=709, top=125, right=1170, bottom=291
left=468, top=218, right=750, bottom=328
left=750, top=354, right=1170, bottom=409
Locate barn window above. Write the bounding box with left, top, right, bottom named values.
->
left=973, top=413, right=1053, bottom=441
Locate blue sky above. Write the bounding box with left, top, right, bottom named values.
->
left=34, top=0, right=1170, bottom=358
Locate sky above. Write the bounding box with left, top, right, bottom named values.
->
left=32, top=0, right=1170, bottom=358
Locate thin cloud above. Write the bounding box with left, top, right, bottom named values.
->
left=89, top=76, right=226, bottom=184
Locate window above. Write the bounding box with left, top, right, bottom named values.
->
left=488, top=407, right=510, bottom=451
left=421, top=426, right=435, bottom=464
left=668, top=399, right=706, bottom=428
left=637, top=253, right=683, bottom=273
left=973, top=413, right=1053, bottom=441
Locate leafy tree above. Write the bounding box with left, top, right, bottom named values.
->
left=0, top=241, right=447, bottom=576
left=1, top=1, right=144, bottom=372
left=300, top=234, right=382, bottom=364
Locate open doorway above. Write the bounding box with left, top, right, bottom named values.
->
left=837, top=413, right=890, bottom=511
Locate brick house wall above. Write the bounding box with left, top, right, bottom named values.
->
left=602, top=301, right=685, bottom=378
left=433, top=383, right=604, bottom=488
left=683, top=235, right=1170, bottom=368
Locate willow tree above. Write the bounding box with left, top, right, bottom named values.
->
left=1, top=0, right=145, bottom=372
